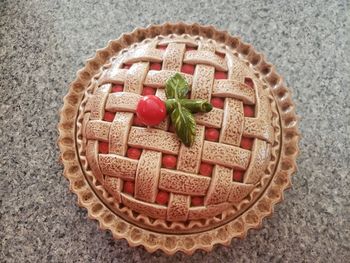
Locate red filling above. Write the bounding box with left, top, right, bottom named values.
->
left=157, top=45, right=167, bottom=50
left=181, top=64, right=195, bottom=75
left=123, top=64, right=132, bottom=69
left=240, top=137, right=254, bottom=150
left=210, top=97, right=224, bottom=109
left=150, top=63, right=162, bottom=70
left=111, top=84, right=123, bottom=93
left=123, top=181, right=134, bottom=195
left=162, top=155, right=177, bottom=169
left=233, top=170, right=244, bottom=182
left=244, top=77, right=254, bottom=88
left=156, top=191, right=169, bottom=205
left=199, top=163, right=213, bottom=176
left=215, top=52, right=226, bottom=58
left=243, top=105, right=255, bottom=117
left=127, top=148, right=142, bottom=159
left=168, top=124, right=176, bottom=133
left=99, top=142, right=109, bottom=154
left=142, top=86, right=156, bottom=96
left=214, top=71, right=228, bottom=79
left=205, top=128, right=220, bottom=142
left=186, top=46, right=196, bottom=51
left=103, top=111, right=116, bottom=122
left=132, top=115, right=146, bottom=127
left=191, top=196, right=204, bottom=206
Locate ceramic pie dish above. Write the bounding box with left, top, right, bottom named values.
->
left=58, top=23, right=299, bottom=255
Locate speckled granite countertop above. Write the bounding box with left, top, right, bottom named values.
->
left=1, top=0, right=349, bottom=262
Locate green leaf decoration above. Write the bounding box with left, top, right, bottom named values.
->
left=170, top=104, right=196, bottom=147
left=165, top=73, right=189, bottom=99
left=165, top=73, right=213, bottom=147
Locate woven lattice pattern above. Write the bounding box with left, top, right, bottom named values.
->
left=82, top=36, right=274, bottom=222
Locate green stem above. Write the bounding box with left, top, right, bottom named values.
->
left=178, top=99, right=213, bottom=113
left=165, top=99, right=177, bottom=113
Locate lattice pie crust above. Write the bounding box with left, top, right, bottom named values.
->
left=59, top=23, right=299, bottom=254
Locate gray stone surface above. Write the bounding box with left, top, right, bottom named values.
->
left=1, top=0, right=349, bottom=262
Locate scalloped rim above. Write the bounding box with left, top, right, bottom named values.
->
left=58, top=22, right=299, bottom=255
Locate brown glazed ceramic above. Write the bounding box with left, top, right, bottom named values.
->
left=58, top=23, right=299, bottom=255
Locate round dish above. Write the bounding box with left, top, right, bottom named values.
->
left=58, top=22, right=299, bottom=255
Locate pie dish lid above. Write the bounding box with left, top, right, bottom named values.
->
left=58, top=22, right=299, bottom=255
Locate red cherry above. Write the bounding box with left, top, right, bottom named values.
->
left=132, top=115, right=145, bottom=127
left=103, top=111, right=115, bottom=122
left=123, top=64, right=132, bottom=69
left=99, top=142, right=109, bottom=154
left=240, top=137, right=254, bottom=150
left=233, top=170, right=245, bottom=182
left=157, top=45, right=167, bottom=50
left=136, top=95, right=167, bottom=126
left=123, top=181, right=134, bottom=195
left=211, top=97, right=224, bottom=109
left=205, top=128, right=220, bottom=142
left=199, top=163, right=213, bottom=176
left=142, top=87, right=156, bottom=96
left=156, top=191, right=169, bottom=205
left=150, top=63, right=162, bottom=70
left=214, top=71, right=228, bottom=79
left=244, top=77, right=254, bottom=88
left=127, top=148, right=142, bottom=159
left=112, top=85, right=123, bottom=92
left=162, top=155, right=177, bottom=169
left=181, top=64, right=195, bottom=75
left=244, top=105, right=255, bottom=117
left=191, top=196, right=204, bottom=206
